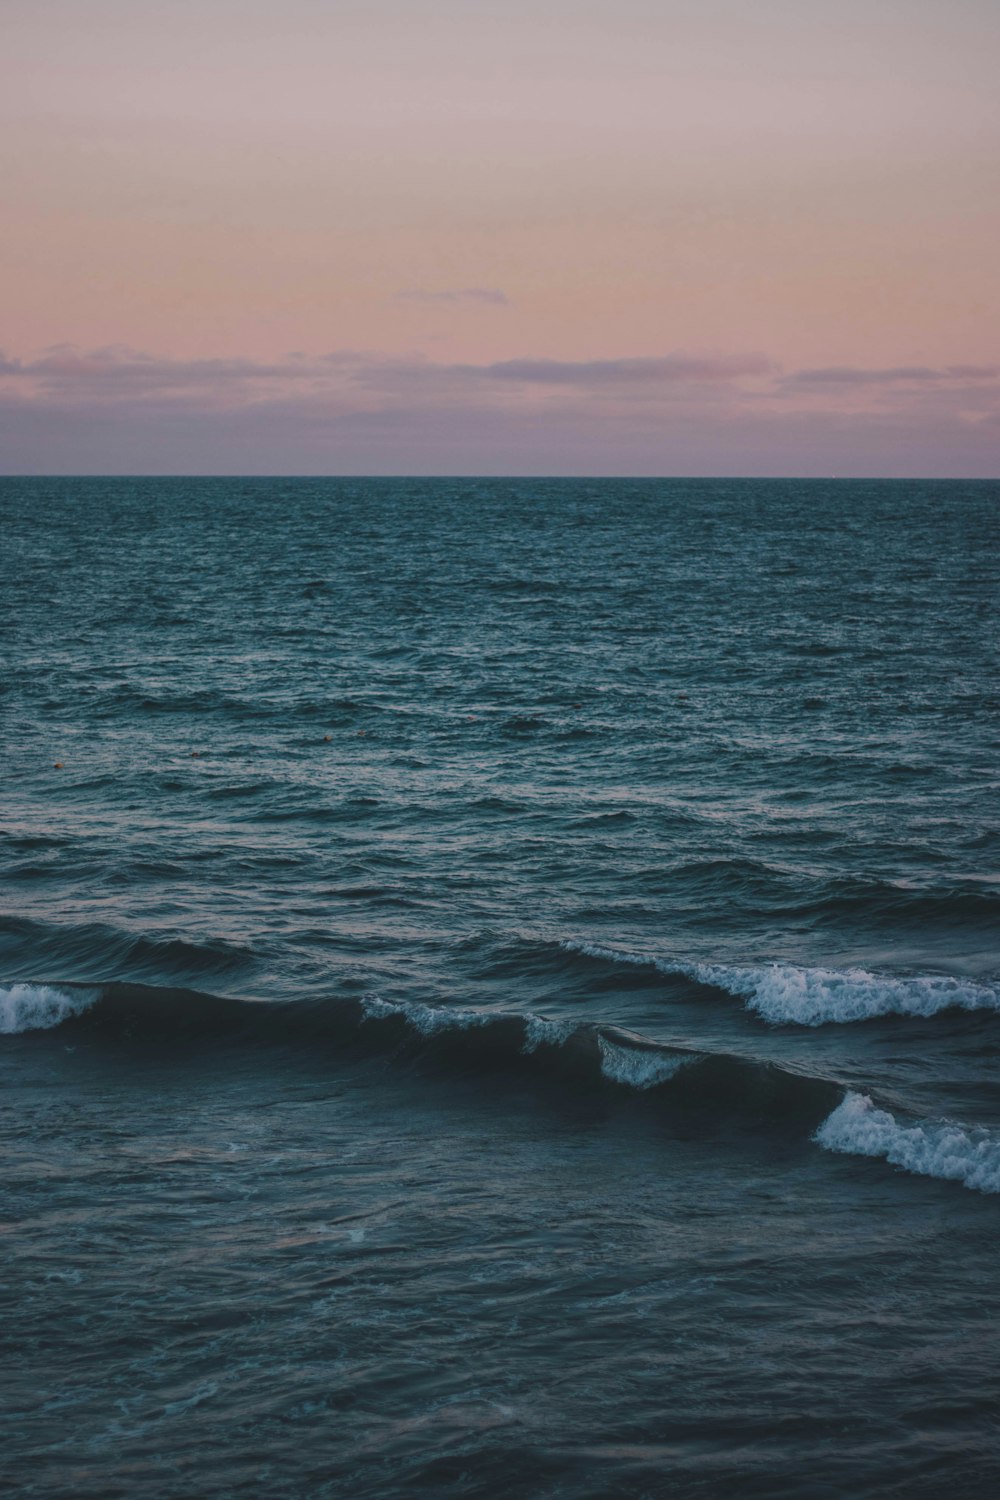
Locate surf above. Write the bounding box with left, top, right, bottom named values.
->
left=559, top=941, right=1000, bottom=1026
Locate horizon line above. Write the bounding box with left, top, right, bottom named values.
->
left=2, top=472, right=998, bottom=484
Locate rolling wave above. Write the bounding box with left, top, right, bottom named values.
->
left=816, top=1092, right=1000, bottom=1195
left=4, top=978, right=997, bottom=1192
left=0, top=915, right=259, bottom=987
left=0, top=982, right=98, bottom=1034
left=595, top=1034, right=692, bottom=1089
left=690, top=962, right=1000, bottom=1026
left=561, top=941, right=1000, bottom=1025
left=0, top=978, right=838, bottom=1119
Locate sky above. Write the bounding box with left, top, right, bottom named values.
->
left=2, top=0, right=998, bottom=475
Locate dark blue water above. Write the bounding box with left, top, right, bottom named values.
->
left=2, top=477, right=999, bottom=1497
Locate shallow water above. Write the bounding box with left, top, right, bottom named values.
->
left=2, top=477, right=999, bottom=1496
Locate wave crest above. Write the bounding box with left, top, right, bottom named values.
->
left=597, top=1035, right=693, bottom=1089
left=0, top=983, right=98, bottom=1034
left=560, top=941, right=1000, bottom=1026
left=691, top=961, right=1000, bottom=1027
left=10, top=976, right=997, bottom=1195
left=815, top=1092, right=1000, bottom=1195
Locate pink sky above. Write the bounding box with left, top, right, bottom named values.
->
left=2, top=0, right=998, bottom=473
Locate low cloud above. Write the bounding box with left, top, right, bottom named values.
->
left=785, top=364, right=1000, bottom=389
left=1, top=343, right=997, bottom=476
left=0, top=344, right=778, bottom=407
left=475, top=354, right=776, bottom=385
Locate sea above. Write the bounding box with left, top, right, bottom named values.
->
left=2, top=476, right=998, bottom=1498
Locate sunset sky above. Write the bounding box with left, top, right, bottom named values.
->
left=2, top=0, right=998, bottom=474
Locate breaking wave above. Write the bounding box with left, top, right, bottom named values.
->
left=0, top=982, right=98, bottom=1034
left=1, top=979, right=840, bottom=1124
left=816, top=1092, right=1000, bottom=1195
left=6, top=977, right=999, bottom=1195
left=596, top=1034, right=693, bottom=1089
left=689, top=961, right=1000, bottom=1026
left=560, top=941, right=1000, bottom=1026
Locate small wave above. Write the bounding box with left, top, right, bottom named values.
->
left=468, top=795, right=525, bottom=814
left=0, top=915, right=258, bottom=988
left=798, top=877, right=1000, bottom=930
left=568, top=811, right=637, bottom=830
left=6, top=981, right=840, bottom=1129
left=359, top=995, right=491, bottom=1036
left=17, top=973, right=1000, bottom=1193
left=354, top=1002, right=838, bottom=1120
left=501, top=715, right=546, bottom=734
left=596, top=1035, right=692, bottom=1090
left=560, top=939, right=666, bottom=971
left=687, top=962, right=1000, bottom=1027
left=560, top=941, right=1000, bottom=1026
left=565, top=864, right=1000, bottom=932
left=522, top=1015, right=577, bottom=1052
left=0, top=982, right=98, bottom=1034
left=815, top=1093, right=1000, bottom=1195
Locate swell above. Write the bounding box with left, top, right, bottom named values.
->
left=0, top=982, right=99, bottom=1034
left=1, top=979, right=840, bottom=1124
left=0, top=915, right=259, bottom=988
left=816, top=1093, right=1000, bottom=1195
left=559, top=940, right=1000, bottom=1026
left=788, top=876, right=1000, bottom=931
left=5, top=979, right=999, bottom=1193
left=610, top=862, right=1000, bottom=932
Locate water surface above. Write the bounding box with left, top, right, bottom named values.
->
left=2, top=477, right=998, bottom=1497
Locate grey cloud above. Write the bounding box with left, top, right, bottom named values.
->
left=945, top=365, right=1000, bottom=380
left=477, top=354, right=777, bottom=385
left=786, top=364, right=1000, bottom=388
left=2, top=382, right=997, bottom=480
left=0, top=345, right=776, bottom=405
left=1, top=346, right=997, bottom=481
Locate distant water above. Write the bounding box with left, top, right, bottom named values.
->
left=2, top=476, right=999, bottom=1498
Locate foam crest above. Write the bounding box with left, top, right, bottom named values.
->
left=522, top=1015, right=577, bottom=1053
left=357, top=992, right=694, bottom=1093
left=359, top=995, right=490, bottom=1036
left=0, top=983, right=97, bottom=1034
left=815, top=1092, right=1000, bottom=1194
left=689, top=962, right=1000, bottom=1027
left=597, top=1036, right=690, bottom=1090
left=561, top=940, right=1000, bottom=1027
left=561, top=939, right=651, bottom=969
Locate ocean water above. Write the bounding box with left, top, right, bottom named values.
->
left=2, top=475, right=998, bottom=1498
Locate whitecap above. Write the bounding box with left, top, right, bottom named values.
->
left=815, top=1092, right=1000, bottom=1194
left=560, top=940, right=1000, bottom=1027
left=560, top=938, right=652, bottom=968
left=597, top=1035, right=690, bottom=1090
left=359, top=994, right=490, bottom=1036
left=522, top=1015, right=577, bottom=1053
left=0, top=982, right=98, bottom=1034
left=686, top=961, right=1000, bottom=1027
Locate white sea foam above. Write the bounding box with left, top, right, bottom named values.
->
left=0, top=982, right=97, bottom=1034
left=560, top=941, right=999, bottom=1027
left=359, top=995, right=491, bottom=1036
left=358, top=993, right=692, bottom=1089
left=597, top=1035, right=690, bottom=1090
left=362, top=994, right=581, bottom=1052
left=522, top=1016, right=577, bottom=1053
left=562, top=939, right=651, bottom=969
left=688, top=962, right=1000, bottom=1027
left=815, top=1092, right=1000, bottom=1194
